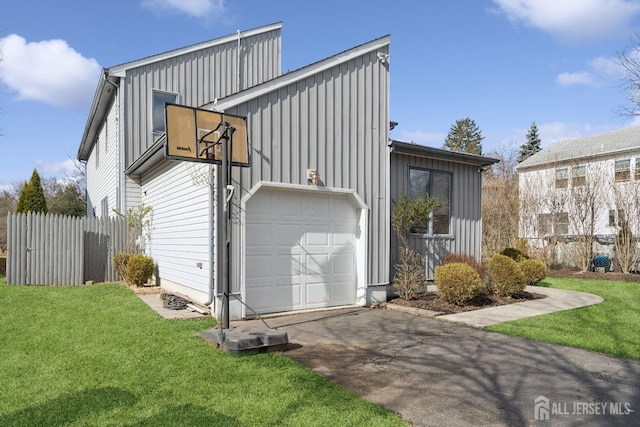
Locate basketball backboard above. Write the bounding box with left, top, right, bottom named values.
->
left=165, top=103, right=249, bottom=166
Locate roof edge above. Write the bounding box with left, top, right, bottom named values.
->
left=109, top=22, right=282, bottom=77
left=390, top=140, right=499, bottom=167
left=206, top=34, right=391, bottom=111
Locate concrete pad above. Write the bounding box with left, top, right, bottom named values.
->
left=137, top=294, right=208, bottom=320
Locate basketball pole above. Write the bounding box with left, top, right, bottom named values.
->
left=221, top=122, right=231, bottom=330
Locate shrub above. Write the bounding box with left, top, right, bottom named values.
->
left=518, top=258, right=547, bottom=286
left=487, top=254, right=526, bottom=296
left=443, top=252, right=486, bottom=278
left=500, top=247, right=529, bottom=262
left=435, top=262, right=482, bottom=305
left=113, top=252, right=131, bottom=281
left=125, top=254, right=155, bottom=287
left=393, top=246, right=426, bottom=300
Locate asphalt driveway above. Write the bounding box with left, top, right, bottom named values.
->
left=239, top=308, right=640, bottom=427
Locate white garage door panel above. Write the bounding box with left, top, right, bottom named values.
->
left=245, top=188, right=357, bottom=314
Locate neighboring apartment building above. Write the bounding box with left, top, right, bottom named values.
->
left=78, top=23, right=497, bottom=319
left=517, top=126, right=640, bottom=270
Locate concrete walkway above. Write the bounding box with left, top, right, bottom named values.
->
left=386, top=285, right=604, bottom=328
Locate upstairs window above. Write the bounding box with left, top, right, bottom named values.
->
left=408, top=167, right=452, bottom=235
left=572, top=165, right=586, bottom=187
left=152, top=90, right=178, bottom=133
left=609, top=209, right=625, bottom=227
left=555, top=168, right=568, bottom=189
left=636, top=158, right=640, bottom=180
left=615, top=159, right=630, bottom=182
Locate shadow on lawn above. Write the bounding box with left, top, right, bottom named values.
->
left=129, top=403, right=241, bottom=426
left=0, top=386, right=138, bottom=426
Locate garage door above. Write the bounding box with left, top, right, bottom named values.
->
left=245, top=188, right=357, bottom=314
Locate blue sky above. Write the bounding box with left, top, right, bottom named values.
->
left=2, top=0, right=640, bottom=189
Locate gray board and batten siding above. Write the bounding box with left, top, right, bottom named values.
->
left=119, top=24, right=281, bottom=169
left=389, top=141, right=498, bottom=279
left=209, top=35, right=392, bottom=290
left=78, top=22, right=282, bottom=168
left=6, top=213, right=128, bottom=285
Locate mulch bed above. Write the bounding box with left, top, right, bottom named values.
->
left=390, top=269, right=640, bottom=315
left=389, top=290, right=546, bottom=315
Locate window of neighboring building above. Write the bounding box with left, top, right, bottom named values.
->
left=104, top=118, right=108, bottom=152
left=152, top=90, right=178, bottom=133
left=635, top=158, right=640, bottom=180
left=537, top=212, right=568, bottom=235
left=408, top=167, right=452, bottom=235
left=572, top=165, right=586, bottom=187
left=609, top=209, right=625, bottom=227
left=615, top=159, right=631, bottom=182
left=555, top=168, right=568, bottom=189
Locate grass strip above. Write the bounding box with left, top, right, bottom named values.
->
left=485, top=277, right=640, bottom=360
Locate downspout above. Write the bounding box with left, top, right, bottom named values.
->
left=237, top=29, right=241, bottom=92
left=205, top=166, right=216, bottom=308
left=103, top=72, right=121, bottom=212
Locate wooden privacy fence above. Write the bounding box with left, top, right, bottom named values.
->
left=6, top=212, right=129, bottom=285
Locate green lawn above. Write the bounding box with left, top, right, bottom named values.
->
left=486, top=277, right=640, bottom=360
left=0, top=283, right=404, bottom=426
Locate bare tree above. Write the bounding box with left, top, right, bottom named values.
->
left=611, top=181, right=640, bottom=273
left=482, top=143, right=520, bottom=259
left=618, top=35, right=640, bottom=117
left=566, top=162, right=606, bottom=272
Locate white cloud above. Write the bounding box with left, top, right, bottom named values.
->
left=0, top=34, right=101, bottom=109
left=492, top=0, right=640, bottom=42
left=396, top=130, right=446, bottom=146
left=34, top=158, right=79, bottom=179
left=556, top=55, right=627, bottom=87
left=141, top=0, right=224, bottom=18
left=556, top=71, right=596, bottom=87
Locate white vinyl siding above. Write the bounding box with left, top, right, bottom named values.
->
left=142, top=162, right=211, bottom=294
left=85, top=98, right=120, bottom=217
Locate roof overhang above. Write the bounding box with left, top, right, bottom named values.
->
left=390, top=140, right=499, bottom=167
left=77, top=70, right=119, bottom=161
left=124, top=135, right=169, bottom=179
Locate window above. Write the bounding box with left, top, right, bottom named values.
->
left=408, top=168, right=452, bottom=235
left=615, top=159, right=631, bottom=182
left=95, top=137, right=100, bottom=168
left=555, top=168, right=568, bottom=189
left=636, top=158, right=640, bottom=180
left=101, top=197, right=109, bottom=217
left=572, top=165, right=586, bottom=187
left=609, top=209, right=625, bottom=227
left=537, top=212, right=568, bottom=235
left=152, top=90, right=178, bottom=133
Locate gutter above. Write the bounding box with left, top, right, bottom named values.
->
left=78, top=69, right=119, bottom=161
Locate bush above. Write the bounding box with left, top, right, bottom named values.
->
left=500, top=247, right=529, bottom=262
left=113, top=252, right=131, bottom=281
left=393, top=246, right=427, bottom=300
left=125, top=254, right=155, bottom=287
left=435, top=262, right=482, bottom=305
left=443, top=252, right=486, bottom=279
left=488, top=254, right=526, bottom=296
left=518, top=258, right=547, bottom=286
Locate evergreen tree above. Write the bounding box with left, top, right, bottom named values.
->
left=443, top=117, right=484, bottom=155
left=16, top=169, right=48, bottom=214
left=518, top=122, right=542, bottom=162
